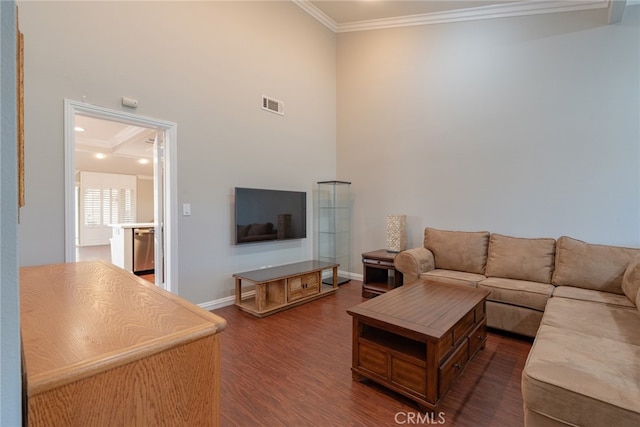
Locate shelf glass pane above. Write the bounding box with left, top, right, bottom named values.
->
left=317, top=181, right=351, bottom=273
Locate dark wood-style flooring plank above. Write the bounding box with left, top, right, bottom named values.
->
left=213, top=280, right=532, bottom=426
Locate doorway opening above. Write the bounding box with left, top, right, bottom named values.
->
left=64, top=100, right=178, bottom=293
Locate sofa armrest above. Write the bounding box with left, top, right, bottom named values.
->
left=394, top=247, right=435, bottom=284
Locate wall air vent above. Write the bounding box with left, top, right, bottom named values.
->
left=262, top=95, right=284, bottom=116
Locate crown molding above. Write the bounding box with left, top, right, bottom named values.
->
left=292, top=0, right=337, bottom=32
left=294, top=0, right=610, bottom=33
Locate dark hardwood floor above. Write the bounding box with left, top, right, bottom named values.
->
left=212, top=280, right=532, bottom=427
left=138, top=273, right=155, bottom=284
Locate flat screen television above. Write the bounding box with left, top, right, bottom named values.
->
left=234, top=187, right=307, bottom=244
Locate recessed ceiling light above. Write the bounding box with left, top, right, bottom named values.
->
left=74, top=126, right=85, bottom=132
left=138, top=158, right=149, bottom=164
left=95, top=153, right=106, bottom=159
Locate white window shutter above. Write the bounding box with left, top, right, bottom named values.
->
left=79, top=171, right=137, bottom=246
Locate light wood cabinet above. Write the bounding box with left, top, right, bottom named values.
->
left=20, top=261, right=226, bottom=426
left=287, top=272, right=320, bottom=302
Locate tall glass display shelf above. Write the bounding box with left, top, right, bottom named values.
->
left=317, top=181, right=351, bottom=285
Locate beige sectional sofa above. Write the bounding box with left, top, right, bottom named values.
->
left=394, top=227, right=640, bottom=426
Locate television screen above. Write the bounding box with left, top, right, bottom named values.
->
left=235, top=187, right=307, bottom=244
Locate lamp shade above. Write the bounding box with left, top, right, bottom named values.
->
left=386, top=214, right=407, bottom=253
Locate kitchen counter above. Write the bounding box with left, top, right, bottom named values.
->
left=110, top=223, right=155, bottom=274
left=109, top=222, right=155, bottom=229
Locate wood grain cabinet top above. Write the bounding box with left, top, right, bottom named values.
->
left=20, top=260, right=227, bottom=426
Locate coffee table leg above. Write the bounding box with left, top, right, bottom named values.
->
left=351, top=317, right=361, bottom=381
left=352, top=371, right=365, bottom=381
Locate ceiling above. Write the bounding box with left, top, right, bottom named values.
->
left=74, top=115, right=157, bottom=176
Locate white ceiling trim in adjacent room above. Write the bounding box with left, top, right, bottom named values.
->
left=294, top=0, right=611, bottom=33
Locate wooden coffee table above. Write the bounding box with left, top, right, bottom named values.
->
left=347, top=280, right=490, bottom=410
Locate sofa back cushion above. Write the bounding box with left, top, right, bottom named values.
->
left=552, top=236, right=640, bottom=294
left=622, top=254, right=640, bottom=306
left=423, top=228, right=490, bottom=274
left=486, top=234, right=556, bottom=283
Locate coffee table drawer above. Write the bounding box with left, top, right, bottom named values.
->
left=475, top=300, right=486, bottom=322
left=453, top=310, right=474, bottom=344
left=468, top=320, right=486, bottom=358
left=439, top=339, right=469, bottom=397
left=358, top=342, right=388, bottom=378
left=392, top=357, right=427, bottom=396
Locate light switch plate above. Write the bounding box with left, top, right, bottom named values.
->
left=182, top=203, right=191, bottom=216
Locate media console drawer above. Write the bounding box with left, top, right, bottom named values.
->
left=287, top=272, right=320, bottom=302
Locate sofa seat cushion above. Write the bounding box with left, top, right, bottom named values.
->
left=522, top=325, right=640, bottom=426
left=552, top=236, right=640, bottom=294
left=486, top=301, right=543, bottom=338
left=420, top=269, right=484, bottom=288
left=553, top=286, right=636, bottom=308
left=423, top=228, right=490, bottom=274
left=541, top=297, right=640, bottom=345
left=478, top=277, right=553, bottom=311
left=486, top=234, right=556, bottom=283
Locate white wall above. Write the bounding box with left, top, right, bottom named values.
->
left=0, top=1, right=22, bottom=424
left=137, top=177, right=154, bottom=223
left=338, top=7, right=640, bottom=273
left=17, top=1, right=640, bottom=297
left=18, top=1, right=336, bottom=304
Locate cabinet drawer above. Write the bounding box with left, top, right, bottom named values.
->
left=287, top=272, right=320, bottom=302
left=391, top=357, right=426, bottom=396
left=358, top=342, right=388, bottom=378
left=438, top=340, right=468, bottom=397
left=474, top=301, right=486, bottom=322
left=452, top=310, right=474, bottom=344
left=467, top=321, right=486, bottom=358
left=436, top=330, right=454, bottom=362
left=363, top=258, right=394, bottom=267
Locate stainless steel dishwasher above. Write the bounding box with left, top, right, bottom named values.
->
left=133, top=227, right=154, bottom=274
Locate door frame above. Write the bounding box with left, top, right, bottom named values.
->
left=63, top=99, right=178, bottom=293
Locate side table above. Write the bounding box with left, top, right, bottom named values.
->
left=361, top=249, right=404, bottom=298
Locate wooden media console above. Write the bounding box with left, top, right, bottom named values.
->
left=234, top=260, right=339, bottom=317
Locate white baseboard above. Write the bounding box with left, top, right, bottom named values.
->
left=199, top=290, right=255, bottom=311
